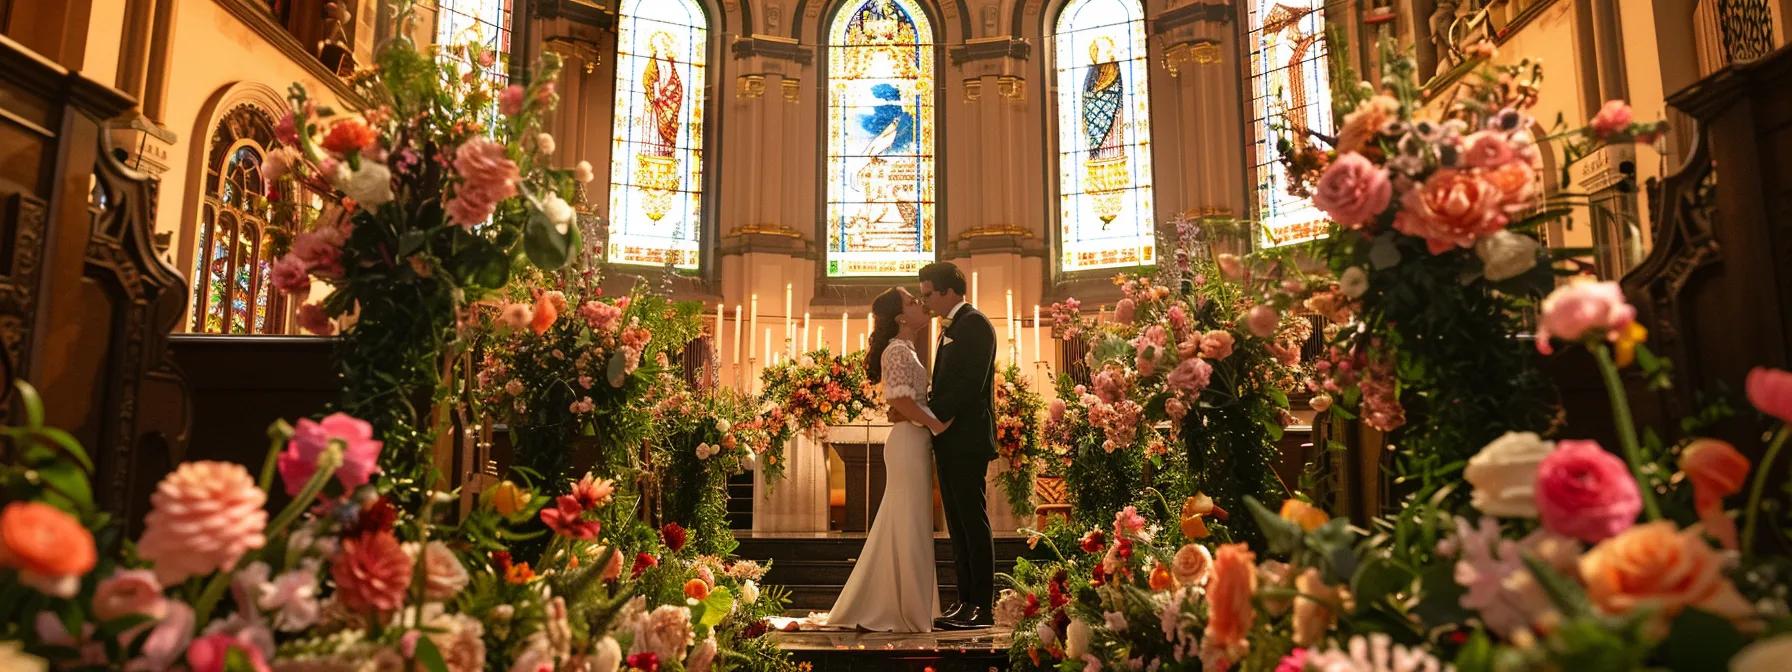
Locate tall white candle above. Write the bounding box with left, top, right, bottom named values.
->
left=1033, top=305, right=1041, bottom=363
left=732, top=304, right=742, bottom=379
left=840, top=312, right=848, bottom=354
left=1005, top=289, right=1015, bottom=363
left=865, top=311, right=873, bottom=348
left=784, top=283, right=793, bottom=357
left=971, top=271, right=980, bottom=309
left=748, top=294, right=759, bottom=365
left=715, top=302, right=724, bottom=345
left=930, top=316, right=940, bottom=363
left=763, top=328, right=771, bottom=371
left=802, top=311, right=811, bottom=353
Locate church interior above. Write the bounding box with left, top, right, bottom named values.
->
left=3, top=0, right=1792, bottom=670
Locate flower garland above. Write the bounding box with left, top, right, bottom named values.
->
left=756, top=349, right=879, bottom=484
left=994, top=364, right=1048, bottom=516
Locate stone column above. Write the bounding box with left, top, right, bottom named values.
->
left=110, top=0, right=179, bottom=262
left=1152, top=2, right=1249, bottom=228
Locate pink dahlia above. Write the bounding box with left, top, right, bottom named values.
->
left=138, top=461, right=267, bottom=585
left=278, top=413, right=383, bottom=496
left=446, top=138, right=520, bottom=228
left=331, top=531, right=411, bottom=615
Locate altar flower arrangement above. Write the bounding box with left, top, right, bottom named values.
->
left=993, top=364, right=1048, bottom=516
left=261, top=0, right=591, bottom=494
left=757, top=348, right=879, bottom=482
left=653, top=387, right=771, bottom=556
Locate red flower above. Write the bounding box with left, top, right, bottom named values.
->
left=490, top=550, right=513, bottom=575
left=347, top=497, right=397, bottom=537
left=1090, top=564, right=1107, bottom=587
left=1079, top=529, right=1106, bottom=554
left=627, top=652, right=661, bottom=672
left=1022, top=593, right=1041, bottom=618
left=632, top=552, right=658, bottom=578
left=320, top=118, right=379, bottom=155
left=661, top=522, right=687, bottom=552
left=540, top=496, right=600, bottom=539
left=331, top=531, right=411, bottom=615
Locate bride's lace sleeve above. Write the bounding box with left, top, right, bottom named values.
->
left=881, top=340, right=926, bottom=402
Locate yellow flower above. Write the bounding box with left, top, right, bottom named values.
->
left=488, top=480, right=530, bottom=517
left=1279, top=498, right=1329, bottom=532
left=1614, top=322, right=1649, bottom=367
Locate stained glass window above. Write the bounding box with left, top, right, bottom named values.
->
left=824, top=0, right=937, bottom=277
left=435, top=0, right=514, bottom=85
left=608, top=0, right=708, bottom=270
left=1054, top=0, right=1155, bottom=273
left=191, top=105, right=291, bottom=335
left=1248, top=0, right=1332, bottom=247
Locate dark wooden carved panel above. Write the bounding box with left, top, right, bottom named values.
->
left=1, top=34, right=191, bottom=527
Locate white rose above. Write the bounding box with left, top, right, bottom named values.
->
left=1340, top=266, right=1369, bottom=298
left=0, top=641, right=46, bottom=672
left=591, top=636, right=622, bottom=672
left=740, top=580, right=759, bottom=604
left=1034, top=621, right=1057, bottom=647
left=696, top=443, right=713, bottom=460
left=1731, top=635, right=1792, bottom=672
left=1464, top=431, right=1555, bottom=518
left=716, top=419, right=732, bottom=433
left=339, top=161, right=394, bottom=207
left=1065, top=619, right=1093, bottom=658
left=536, top=133, right=557, bottom=155
left=993, top=590, right=1026, bottom=628
left=1310, top=394, right=1333, bottom=413
left=541, top=193, right=576, bottom=235
left=1475, top=230, right=1540, bottom=281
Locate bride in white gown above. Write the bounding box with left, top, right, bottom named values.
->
left=825, top=287, right=947, bottom=632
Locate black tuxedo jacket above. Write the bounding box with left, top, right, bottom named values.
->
left=929, top=304, right=997, bottom=463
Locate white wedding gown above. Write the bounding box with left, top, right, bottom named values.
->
left=825, top=338, right=941, bottom=632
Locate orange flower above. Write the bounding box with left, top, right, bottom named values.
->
left=1279, top=499, right=1329, bottom=532
left=506, top=561, right=537, bottom=585
left=1579, top=521, right=1755, bottom=631
left=1180, top=494, right=1215, bottom=540
left=1680, top=439, right=1750, bottom=550
left=1148, top=563, right=1175, bottom=592
left=684, top=578, right=711, bottom=601
left=1292, top=568, right=1345, bottom=647
left=530, top=292, right=559, bottom=336
left=489, top=480, right=530, bottom=517
left=1203, top=543, right=1257, bottom=666
left=0, top=502, right=96, bottom=597
left=320, top=118, right=379, bottom=155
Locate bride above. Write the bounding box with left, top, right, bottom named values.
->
left=825, top=287, right=948, bottom=632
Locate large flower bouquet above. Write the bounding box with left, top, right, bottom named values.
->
left=650, top=387, right=767, bottom=557
left=1270, top=43, right=1668, bottom=485
left=756, top=349, right=878, bottom=483
left=263, top=0, right=588, bottom=488
left=0, top=388, right=795, bottom=671
left=994, top=364, right=1048, bottom=517
left=1000, top=283, right=1792, bottom=671
left=473, top=267, right=704, bottom=483
left=1045, top=217, right=1307, bottom=543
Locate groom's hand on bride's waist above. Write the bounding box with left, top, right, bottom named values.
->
left=887, top=408, right=909, bottom=424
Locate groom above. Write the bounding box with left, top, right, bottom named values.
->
left=917, top=262, right=998, bottom=630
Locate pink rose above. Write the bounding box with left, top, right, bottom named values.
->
left=1746, top=367, right=1792, bottom=425
left=1113, top=506, right=1147, bottom=537
left=1590, top=100, right=1633, bottom=139
left=275, top=112, right=299, bottom=146
left=1393, top=169, right=1509, bottom=254
left=1166, top=357, right=1213, bottom=396
left=291, top=226, right=346, bottom=278
left=1134, top=325, right=1168, bottom=375
left=1535, top=440, right=1642, bottom=543
left=1093, top=365, right=1128, bottom=404
left=1312, top=152, right=1392, bottom=228
left=446, top=138, right=520, bottom=228
left=271, top=254, right=310, bottom=294
left=94, top=569, right=167, bottom=622
left=187, top=633, right=270, bottom=672
left=125, top=601, right=193, bottom=672
left=1245, top=305, right=1279, bottom=338
left=1216, top=253, right=1245, bottom=280
left=499, top=302, right=534, bottom=331
left=1199, top=330, right=1235, bottom=360
left=1480, top=160, right=1538, bottom=213
left=1460, top=132, right=1518, bottom=169
left=278, top=413, right=383, bottom=496
left=296, top=303, right=333, bottom=335
left=1113, top=299, right=1136, bottom=325
left=1535, top=280, right=1635, bottom=355
left=1049, top=398, right=1067, bottom=423
left=499, top=84, right=527, bottom=116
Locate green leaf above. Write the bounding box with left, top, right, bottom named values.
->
left=1657, top=608, right=1747, bottom=672
left=1520, top=554, right=1591, bottom=619
left=1242, top=496, right=1302, bottom=555
left=14, top=380, right=44, bottom=428
left=413, top=635, right=452, bottom=672
left=698, top=585, right=735, bottom=628
left=1350, top=556, right=1410, bottom=608
left=37, top=460, right=94, bottom=512
left=397, top=229, right=430, bottom=257
left=1410, top=561, right=1471, bottom=628
left=522, top=211, right=576, bottom=270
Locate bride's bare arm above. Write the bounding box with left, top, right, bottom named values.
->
left=885, top=395, right=946, bottom=434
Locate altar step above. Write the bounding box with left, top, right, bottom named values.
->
left=734, top=534, right=1033, bottom=612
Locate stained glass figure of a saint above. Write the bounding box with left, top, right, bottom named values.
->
left=1055, top=0, right=1156, bottom=273
left=609, top=0, right=707, bottom=270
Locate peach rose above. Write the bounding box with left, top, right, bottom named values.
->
left=1579, top=521, right=1755, bottom=631
left=1480, top=161, right=1538, bottom=214
left=0, top=502, right=97, bottom=598
left=1292, top=568, right=1344, bottom=647
left=1171, top=543, right=1212, bottom=586
left=1393, top=169, right=1509, bottom=254
left=1199, top=330, right=1236, bottom=360
left=1337, top=96, right=1399, bottom=155
left=1203, top=544, right=1257, bottom=666
left=1679, top=439, right=1750, bottom=550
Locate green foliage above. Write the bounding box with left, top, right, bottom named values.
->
left=994, top=363, right=1048, bottom=516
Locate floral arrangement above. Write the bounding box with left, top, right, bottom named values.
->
left=650, top=387, right=768, bottom=558
left=755, top=349, right=879, bottom=484
left=262, top=0, right=588, bottom=490
left=472, top=266, right=704, bottom=484
left=994, top=364, right=1048, bottom=517
left=1000, top=281, right=1792, bottom=672
left=1044, top=217, right=1305, bottom=544
left=1268, top=42, right=1668, bottom=487
left=0, top=384, right=794, bottom=671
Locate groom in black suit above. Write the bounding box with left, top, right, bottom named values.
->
left=916, top=262, right=998, bottom=629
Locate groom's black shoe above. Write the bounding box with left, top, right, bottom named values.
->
left=938, top=606, right=994, bottom=630
left=939, top=602, right=967, bottom=621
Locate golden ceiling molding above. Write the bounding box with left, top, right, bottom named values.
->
left=731, top=34, right=814, bottom=65
left=1162, top=39, right=1222, bottom=77
left=729, top=224, right=806, bottom=239
left=781, top=77, right=801, bottom=102
left=996, top=75, right=1025, bottom=100
left=949, top=36, right=1031, bottom=65
left=958, top=224, right=1035, bottom=240
left=963, top=78, right=982, bottom=102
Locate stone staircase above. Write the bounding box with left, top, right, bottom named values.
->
left=733, top=534, right=1033, bottom=612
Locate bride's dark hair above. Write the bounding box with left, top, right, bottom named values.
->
left=865, top=288, right=906, bottom=384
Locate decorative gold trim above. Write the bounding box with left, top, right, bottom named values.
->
left=737, top=74, right=766, bottom=98
left=963, top=78, right=983, bottom=102
left=730, top=224, right=804, bottom=239
left=958, top=224, right=1035, bottom=240
left=1174, top=206, right=1235, bottom=220
left=543, top=36, right=602, bottom=74
left=996, top=76, right=1024, bottom=100
left=1162, top=39, right=1223, bottom=77
left=780, top=77, right=800, bottom=102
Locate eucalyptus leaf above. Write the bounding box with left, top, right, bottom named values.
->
left=522, top=210, right=575, bottom=270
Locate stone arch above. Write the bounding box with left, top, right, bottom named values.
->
left=175, top=82, right=288, bottom=320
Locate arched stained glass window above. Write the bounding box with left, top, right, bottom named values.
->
left=435, top=0, right=515, bottom=85
left=608, top=0, right=708, bottom=270
left=1248, top=0, right=1332, bottom=247
left=192, top=105, right=290, bottom=334
left=1054, top=0, right=1155, bottom=273
left=824, top=0, right=937, bottom=278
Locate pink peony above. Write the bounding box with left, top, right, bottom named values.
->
left=1746, top=367, right=1792, bottom=424
left=187, top=632, right=270, bottom=672
left=1112, top=298, right=1136, bottom=325
left=331, top=531, right=411, bottom=615
left=499, top=84, right=527, bottom=116
left=291, top=226, right=347, bottom=278
left=1460, top=131, right=1518, bottom=169
left=1113, top=506, right=1148, bottom=537
left=93, top=569, right=167, bottom=622
left=1535, top=440, right=1642, bottom=543
left=1049, top=398, right=1067, bottom=423
left=446, top=138, right=520, bottom=228
left=1199, top=330, right=1235, bottom=360
left=137, top=461, right=267, bottom=585
left=278, top=413, right=383, bottom=496
left=1245, top=305, right=1279, bottom=338
left=295, top=303, right=333, bottom=335
left=1394, top=169, right=1510, bottom=254
left=1481, top=160, right=1539, bottom=213
left=1312, top=152, right=1392, bottom=228
left=1166, top=357, right=1213, bottom=396
left=271, top=255, right=310, bottom=294
left=1590, top=100, right=1633, bottom=139
left=1535, top=279, right=1635, bottom=355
